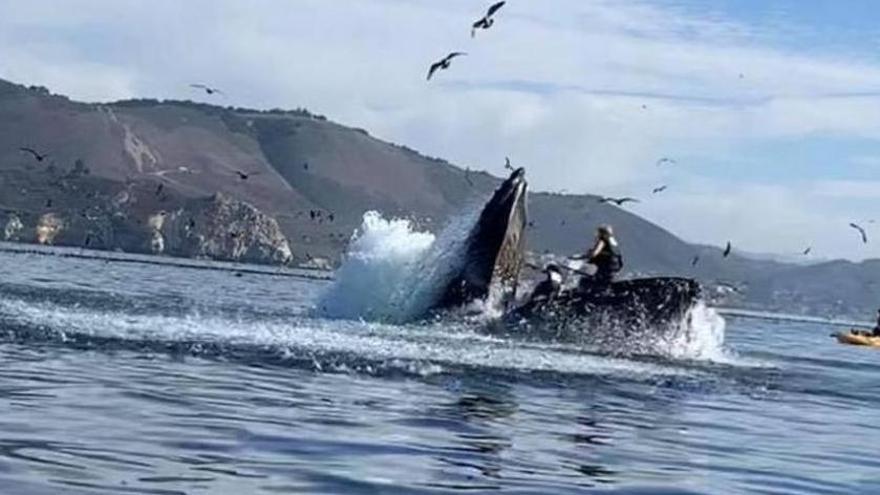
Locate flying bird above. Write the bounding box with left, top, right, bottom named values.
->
left=656, top=157, right=677, bottom=166
left=504, top=157, right=514, bottom=171
left=427, top=52, right=466, bottom=81
left=235, top=170, right=260, bottom=180
left=691, top=255, right=700, bottom=266
left=598, top=196, right=640, bottom=206
left=803, top=247, right=812, bottom=256
left=723, top=241, right=732, bottom=258
left=652, top=185, right=668, bottom=194
left=20, top=147, right=48, bottom=162
left=850, top=222, right=868, bottom=244
left=471, top=1, right=506, bottom=37
left=190, top=84, right=223, bottom=96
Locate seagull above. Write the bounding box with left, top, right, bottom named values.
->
left=235, top=170, right=260, bottom=180
left=190, top=84, right=223, bottom=96
left=850, top=222, right=868, bottom=244
left=803, top=247, right=812, bottom=255
left=656, top=157, right=677, bottom=166
left=652, top=185, right=668, bottom=194
left=598, top=196, right=640, bottom=206
left=427, top=52, right=466, bottom=81
left=504, top=157, right=514, bottom=171
left=723, top=241, right=732, bottom=258
left=20, top=147, right=49, bottom=162
left=691, top=255, right=700, bottom=266
left=471, top=1, right=506, bottom=37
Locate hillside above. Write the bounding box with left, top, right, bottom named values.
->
left=0, top=78, right=878, bottom=318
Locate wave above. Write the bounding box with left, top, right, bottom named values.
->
left=0, top=295, right=731, bottom=382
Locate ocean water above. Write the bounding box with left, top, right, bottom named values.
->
left=0, top=242, right=879, bottom=494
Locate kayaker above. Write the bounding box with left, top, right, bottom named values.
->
left=853, top=309, right=880, bottom=337
left=527, top=264, right=563, bottom=303
left=570, top=224, right=623, bottom=290
left=873, top=308, right=880, bottom=336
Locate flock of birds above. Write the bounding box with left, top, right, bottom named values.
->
left=421, top=1, right=873, bottom=266
left=9, top=1, right=874, bottom=266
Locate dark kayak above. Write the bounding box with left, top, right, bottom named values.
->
left=504, top=277, right=701, bottom=341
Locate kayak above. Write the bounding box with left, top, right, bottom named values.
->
left=835, top=331, right=880, bottom=348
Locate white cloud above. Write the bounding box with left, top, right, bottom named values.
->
left=0, top=0, right=878, bottom=259
left=638, top=180, right=880, bottom=261
left=814, top=180, right=880, bottom=200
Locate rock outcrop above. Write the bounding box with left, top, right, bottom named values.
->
left=35, top=213, right=63, bottom=245
left=4, top=213, right=23, bottom=241
left=151, top=193, right=293, bottom=265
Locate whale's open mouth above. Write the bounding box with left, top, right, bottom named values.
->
left=436, top=168, right=527, bottom=310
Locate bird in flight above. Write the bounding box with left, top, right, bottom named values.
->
left=427, top=52, right=467, bottom=81
left=471, top=1, right=506, bottom=37
left=691, top=255, right=700, bottom=266
left=803, top=247, right=812, bottom=256
left=656, top=157, right=677, bottom=166
left=504, top=157, right=514, bottom=171
left=723, top=241, right=732, bottom=258
left=652, top=185, right=668, bottom=194
left=20, top=147, right=49, bottom=162
left=235, top=170, right=260, bottom=181
left=190, top=84, right=223, bottom=96
left=850, top=223, right=868, bottom=244
left=598, top=196, right=640, bottom=206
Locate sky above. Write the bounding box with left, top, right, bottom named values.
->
left=0, top=0, right=879, bottom=260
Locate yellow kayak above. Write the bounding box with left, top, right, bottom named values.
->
left=835, top=331, right=880, bottom=347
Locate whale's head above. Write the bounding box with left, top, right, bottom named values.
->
left=437, top=167, right=528, bottom=309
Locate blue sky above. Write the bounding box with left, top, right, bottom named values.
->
left=0, top=0, right=878, bottom=260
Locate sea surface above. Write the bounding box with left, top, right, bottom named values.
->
left=0, top=246, right=878, bottom=494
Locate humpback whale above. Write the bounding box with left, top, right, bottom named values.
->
left=434, top=167, right=528, bottom=311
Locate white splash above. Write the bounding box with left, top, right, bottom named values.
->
left=656, top=301, right=728, bottom=361
left=316, top=209, right=483, bottom=322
